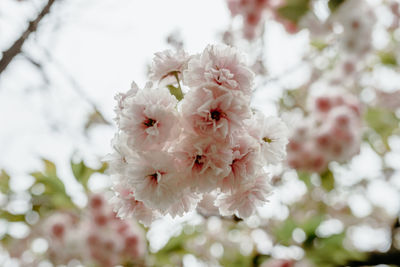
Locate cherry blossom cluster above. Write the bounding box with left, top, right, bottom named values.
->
left=225, top=0, right=378, bottom=56
left=108, top=44, right=289, bottom=225
left=375, top=90, right=400, bottom=111
left=10, top=194, right=146, bottom=267
left=287, top=92, right=362, bottom=173
left=326, top=0, right=376, bottom=56
left=83, top=194, right=146, bottom=266
left=227, top=0, right=297, bottom=39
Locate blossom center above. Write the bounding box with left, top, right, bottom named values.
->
left=263, top=137, right=273, bottom=143
left=148, top=172, right=160, bottom=184
left=194, top=155, right=203, bottom=165
left=210, top=109, right=222, bottom=121
left=143, top=118, right=156, bottom=127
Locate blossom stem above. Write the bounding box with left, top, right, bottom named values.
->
left=173, top=72, right=184, bottom=98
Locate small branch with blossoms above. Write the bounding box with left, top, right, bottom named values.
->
left=107, top=44, right=289, bottom=226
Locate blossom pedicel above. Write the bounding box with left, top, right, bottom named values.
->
left=108, top=44, right=289, bottom=225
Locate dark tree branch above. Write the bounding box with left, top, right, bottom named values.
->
left=0, top=0, right=56, bottom=75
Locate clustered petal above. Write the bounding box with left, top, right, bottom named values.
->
left=108, top=44, right=289, bottom=225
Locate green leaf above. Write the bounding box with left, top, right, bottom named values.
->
left=277, top=0, right=310, bottom=23
left=298, top=171, right=312, bottom=189
left=378, top=51, right=397, bottom=66
left=43, top=159, right=57, bottom=177
left=220, top=251, right=254, bottom=267
left=167, top=84, right=183, bottom=101
left=306, top=233, right=366, bottom=266
left=152, top=231, right=195, bottom=266
left=0, top=170, right=10, bottom=194
left=301, top=215, right=323, bottom=236
left=310, top=40, right=328, bottom=51
left=157, top=234, right=187, bottom=254
left=365, top=107, right=400, bottom=149
left=30, top=159, right=76, bottom=213
left=320, top=170, right=335, bottom=192
left=71, top=159, right=108, bottom=191
left=328, top=0, right=346, bottom=12
left=274, top=218, right=297, bottom=246
left=0, top=210, right=25, bottom=222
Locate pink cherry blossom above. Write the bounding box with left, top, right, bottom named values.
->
left=84, top=194, right=146, bottom=266
left=125, top=151, right=183, bottom=212
left=287, top=93, right=362, bottom=172
left=181, top=83, right=251, bottom=141
left=226, top=0, right=299, bottom=38
left=196, top=191, right=220, bottom=217
left=220, top=133, right=261, bottom=193
left=109, top=45, right=284, bottom=223
left=328, top=0, right=376, bottom=55
left=216, top=172, right=271, bottom=218
left=149, top=49, right=189, bottom=84
left=119, top=84, right=179, bottom=150
left=174, top=134, right=232, bottom=193
left=375, top=90, right=400, bottom=110
left=246, top=112, right=289, bottom=165
left=9, top=194, right=146, bottom=266
left=165, top=189, right=201, bottom=218
left=110, top=185, right=160, bottom=227
left=114, top=81, right=139, bottom=126
left=183, top=44, right=254, bottom=95
left=227, top=0, right=271, bottom=39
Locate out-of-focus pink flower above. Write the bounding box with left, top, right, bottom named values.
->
left=328, top=0, right=376, bottom=55
left=10, top=194, right=146, bottom=267
left=287, top=92, right=362, bottom=172
left=227, top=0, right=301, bottom=39
left=375, top=90, right=400, bottom=111
left=84, top=194, right=146, bottom=267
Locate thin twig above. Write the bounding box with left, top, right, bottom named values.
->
left=0, top=0, right=57, bottom=75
